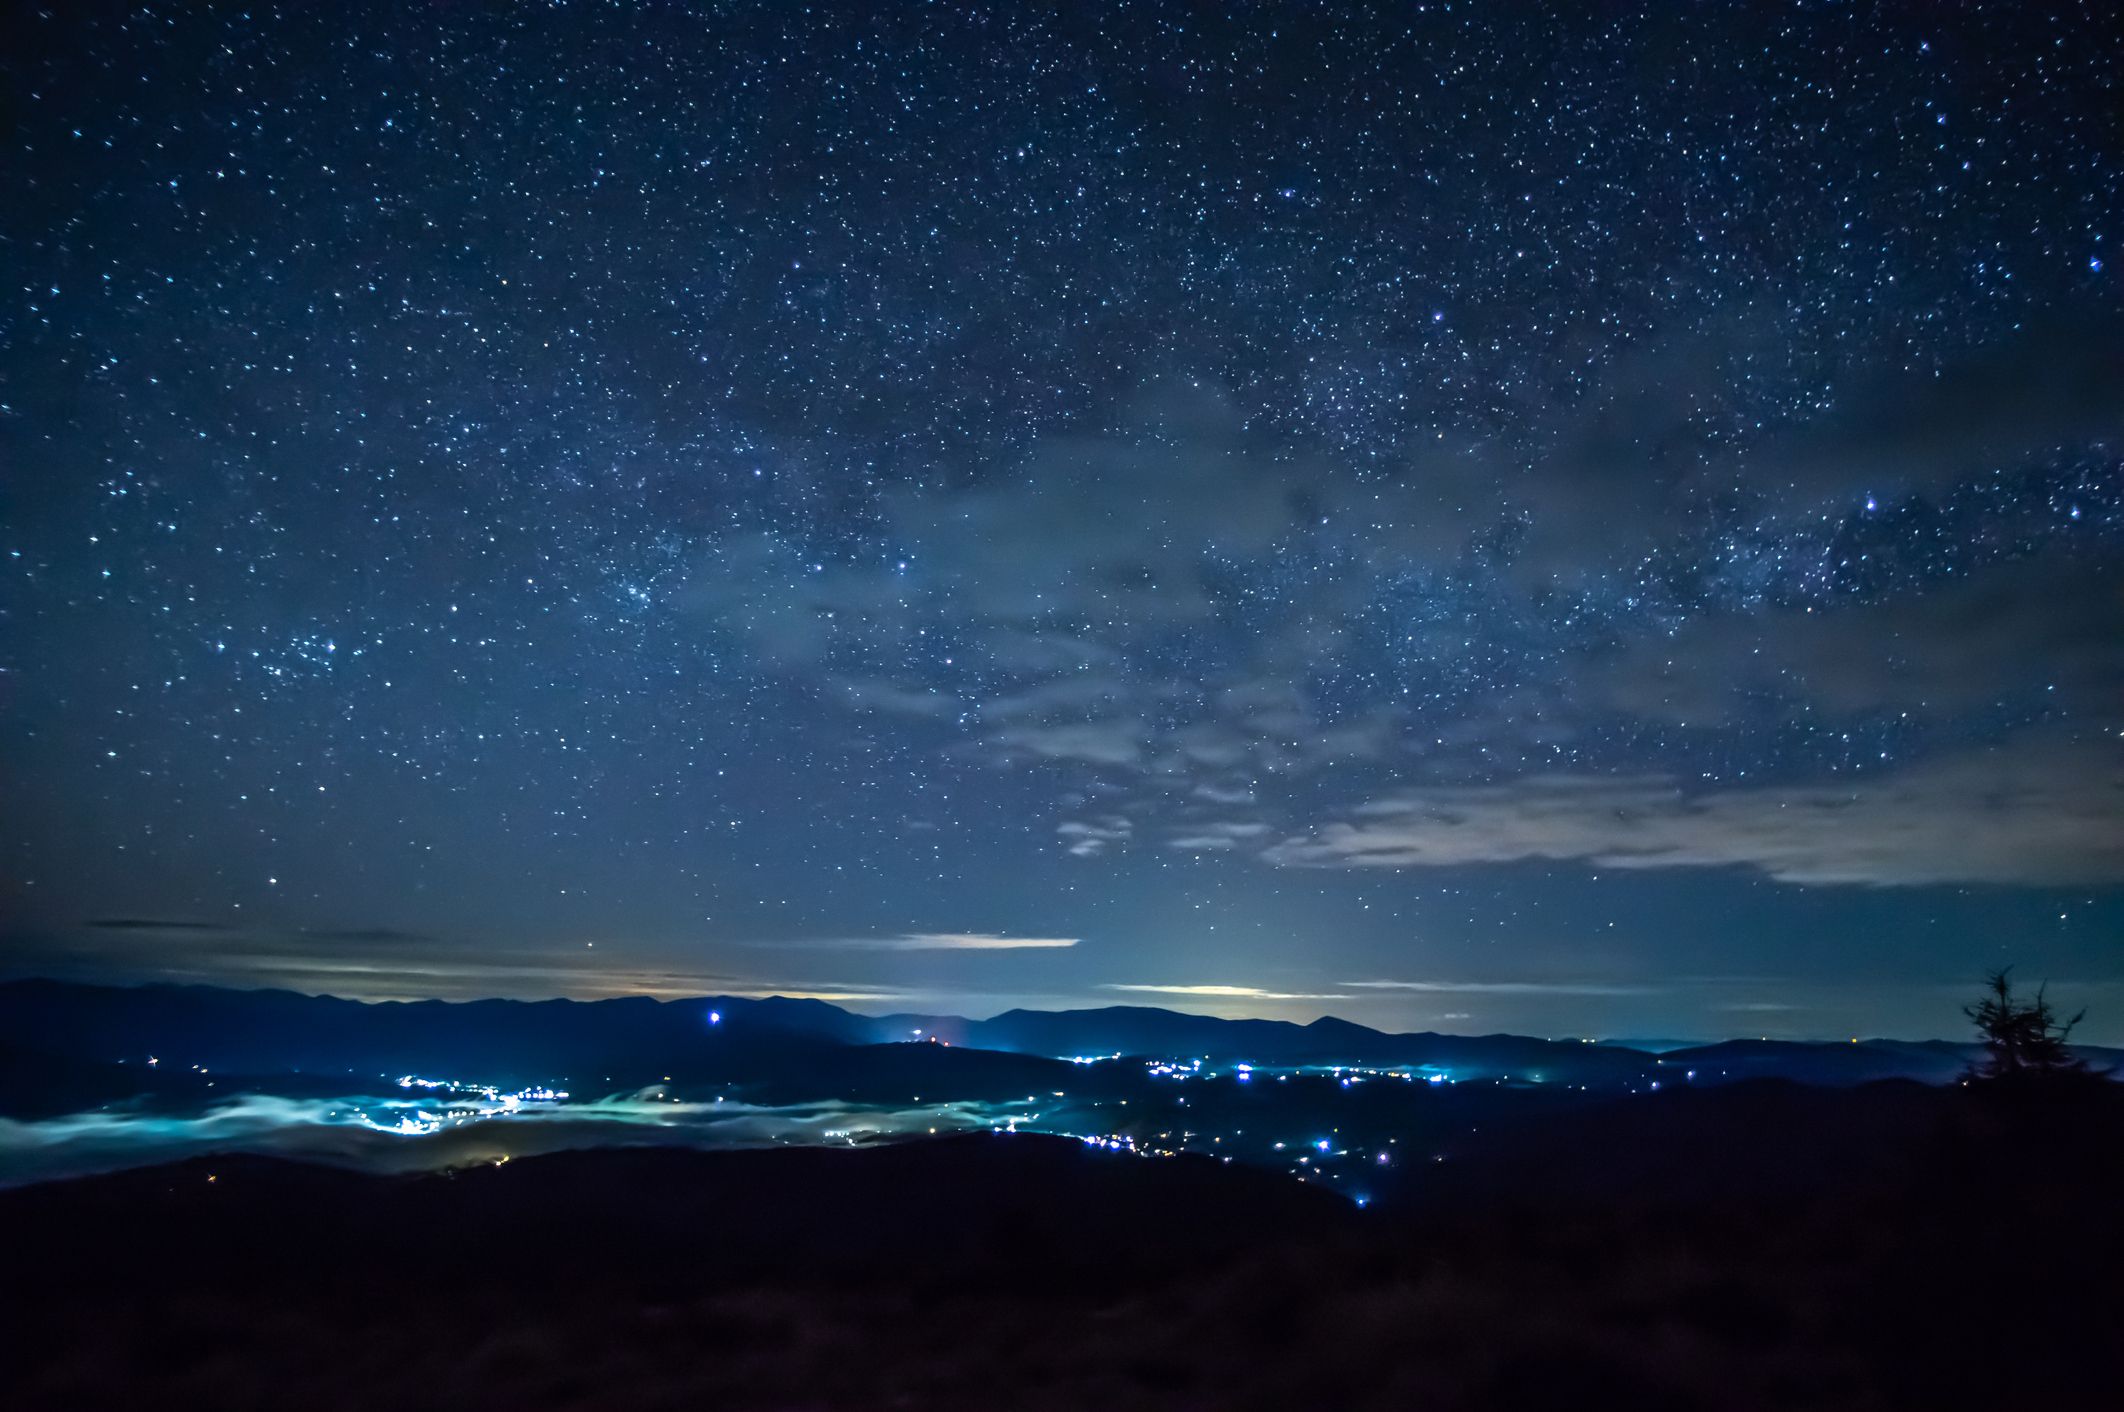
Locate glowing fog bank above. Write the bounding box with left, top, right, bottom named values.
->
left=0, top=1085, right=1030, bottom=1187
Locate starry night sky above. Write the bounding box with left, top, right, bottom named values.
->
left=5, top=2, right=2122, bottom=1039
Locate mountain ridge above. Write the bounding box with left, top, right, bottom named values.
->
left=3, top=976, right=2115, bottom=1091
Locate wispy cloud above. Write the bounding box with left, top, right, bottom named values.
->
left=11, top=921, right=933, bottom=1004
left=1265, top=730, right=2124, bottom=887
left=84, top=918, right=438, bottom=945
left=1343, top=979, right=1656, bottom=996
left=1057, top=817, right=1133, bottom=858
left=1166, top=820, right=1273, bottom=851
left=1101, top=983, right=1349, bottom=1001
left=775, top=933, right=1080, bottom=951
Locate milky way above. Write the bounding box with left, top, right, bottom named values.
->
left=5, top=3, right=2121, bottom=1038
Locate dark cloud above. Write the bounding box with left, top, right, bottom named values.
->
left=1411, top=317, right=2124, bottom=585
left=1754, top=319, right=2124, bottom=511
left=1591, top=558, right=2124, bottom=723
left=891, top=381, right=1321, bottom=622
left=297, top=927, right=442, bottom=946
left=83, top=920, right=438, bottom=946
left=1165, top=820, right=1273, bottom=853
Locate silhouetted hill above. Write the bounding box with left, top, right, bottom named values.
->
left=3, top=980, right=2115, bottom=1111
left=1394, top=1078, right=1952, bottom=1207
left=6, top=1132, right=1353, bottom=1291
left=0, top=979, right=1107, bottom=1105
left=0, top=1042, right=401, bottom=1120
left=0, top=979, right=843, bottom=1087
left=1657, top=1038, right=1970, bottom=1085
left=951, top=1003, right=2122, bottom=1081
left=0, top=1043, right=215, bottom=1119
left=6, top=1086, right=2120, bottom=1411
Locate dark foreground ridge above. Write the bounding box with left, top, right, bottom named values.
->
left=6, top=1133, right=1354, bottom=1288
left=6, top=1083, right=2121, bottom=1411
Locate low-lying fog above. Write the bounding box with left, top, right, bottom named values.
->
left=0, top=1083, right=1040, bottom=1186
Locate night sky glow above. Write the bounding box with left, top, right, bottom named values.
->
left=4, top=3, right=2122, bottom=1039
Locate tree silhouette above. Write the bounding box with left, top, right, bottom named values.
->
left=1964, top=968, right=2088, bottom=1081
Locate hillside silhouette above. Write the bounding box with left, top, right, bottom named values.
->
left=6, top=1081, right=2119, bottom=1411
left=10, top=980, right=2114, bottom=1110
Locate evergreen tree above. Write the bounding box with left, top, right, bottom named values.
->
left=1964, top=968, right=2088, bottom=1080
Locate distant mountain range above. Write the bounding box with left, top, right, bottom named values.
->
left=3, top=978, right=2115, bottom=1103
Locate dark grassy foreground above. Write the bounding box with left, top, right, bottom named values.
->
left=4, top=1082, right=2119, bottom=1411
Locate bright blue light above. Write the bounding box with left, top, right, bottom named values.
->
left=708, top=1010, right=721, bottom=1025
